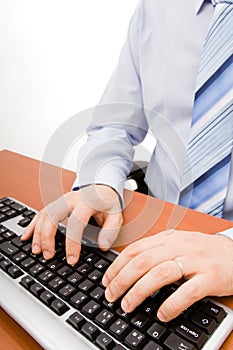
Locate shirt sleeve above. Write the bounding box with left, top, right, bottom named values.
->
left=73, top=1, right=148, bottom=205
left=217, top=228, right=233, bottom=241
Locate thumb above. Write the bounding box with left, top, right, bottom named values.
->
left=98, top=213, right=123, bottom=251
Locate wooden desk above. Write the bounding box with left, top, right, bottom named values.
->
left=0, top=150, right=232, bottom=349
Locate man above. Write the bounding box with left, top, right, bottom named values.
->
left=22, top=0, right=233, bottom=322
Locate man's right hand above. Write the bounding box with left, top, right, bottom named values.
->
left=21, top=184, right=123, bottom=265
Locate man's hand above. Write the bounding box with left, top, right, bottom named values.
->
left=102, top=230, right=233, bottom=322
left=22, top=185, right=123, bottom=265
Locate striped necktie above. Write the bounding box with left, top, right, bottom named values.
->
left=179, top=0, right=233, bottom=217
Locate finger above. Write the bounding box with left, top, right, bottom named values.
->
left=98, top=212, right=123, bottom=251
left=21, top=214, right=38, bottom=240
left=104, top=246, right=179, bottom=302
left=66, top=206, right=94, bottom=265
left=119, top=259, right=185, bottom=313
left=102, top=233, right=167, bottom=287
left=33, top=196, right=73, bottom=258
left=39, top=217, right=58, bottom=259
left=157, top=275, right=208, bottom=322
left=31, top=209, right=57, bottom=259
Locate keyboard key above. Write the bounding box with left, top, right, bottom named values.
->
left=0, top=225, right=7, bottom=234
left=147, top=323, right=167, bottom=342
left=79, top=279, right=94, bottom=293
left=2, top=230, right=16, bottom=240
left=7, top=265, right=23, bottom=279
left=110, top=319, right=129, bottom=340
left=175, top=320, right=208, bottom=349
left=0, top=241, right=19, bottom=257
left=20, top=275, right=35, bottom=289
left=202, top=301, right=226, bottom=323
left=77, top=263, right=92, bottom=276
left=0, top=258, right=13, bottom=271
left=10, top=202, right=27, bottom=213
left=5, top=209, right=18, bottom=219
left=11, top=236, right=26, bottom=248
left=96, top=333, right=115, bottom=350
left=103, top=300, right=119, bottom=312
left=131, top=312, right=150, bottom=331
left=94, top=259, right=109, bottom=271
left=191, top=311, right=217, bottom=334
left=12, top=251, right=27, bottom=263
left=30, top=283, right=45, bottom=297
left=29, top=263, right=45, bottom=277
left=112, top=346, right=126, bottom=350
left=116, top=307, right=131, bottom=321
left=47, top=259, right=62, bottom=272
left=81, top=321, right=100, bottom=340
left=40, top=290, right=55, bottom=306
left=164, top=333, right=196, bottom=350
left=70, top=292, right=88, bottom=309
left=0, top=213, right=7, bottom=222
left=139, top=298, right=158, bottom=316
left=38, top=270, right=55, bottom=284
left=57, top=265, right=72, bottom=278
left=51, top=298, right=69, bottom=315
left=67, top=272, right=83, bottom=286
left=18, top=217, right=32, bottom=227
left=0, top=206, right=11, bottom=214
left=23, top=209, right=36, bottom=218
left=84, top=253, right=99, bottom=264
left=95, top=309, right=115, bottom=329
left=1, top=199, right=14, bottom=206
left=82, top=300, right=101, bottom=319
left=67, top=312, right=85, bottom=330
left=22, top=242, right=32, bottom=253
left=125, top=329, right=146, bottom=349
left=90, top=286, right=105, bottom=301
left=88, top=269, right=103, bottom=282
left=143, top=341, right=163, bottom=350
left=21, top=257, right=36, bottom=270
left=48, top=276, right=65, bottom=292
left=58, top=284, right=76, bottom=300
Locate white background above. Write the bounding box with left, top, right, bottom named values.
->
left=0, top=0, right=141, bottom=171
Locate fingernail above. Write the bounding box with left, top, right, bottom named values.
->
left=43, top=250, right=51, bottom=260
left=157, top=309, right=168, bottom=322
left=67, top=255, right=76, bottom=265
left=102, top=274, right=109, bottom=287
left=100, top=238, right=111, bottom=250
left=121, top=299, right=130, bottom=313
left=105, top=287, right=113, bottom=301
left=32, top=245, right=40, bottom=254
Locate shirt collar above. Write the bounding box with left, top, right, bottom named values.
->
left=195, top=0, right=206, bottom=14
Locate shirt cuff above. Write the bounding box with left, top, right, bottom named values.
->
left=217, top=228, right=233, bottom=241
left=72, top=175, right=125, bottom=209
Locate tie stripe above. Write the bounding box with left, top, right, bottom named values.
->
left=179, top=2, right=233, bottom=217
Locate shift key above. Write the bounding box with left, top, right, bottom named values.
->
left=176, top=320, right=208, bottom=349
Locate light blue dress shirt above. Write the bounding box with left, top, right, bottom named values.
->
left=73, top=0, right=233, bottom=239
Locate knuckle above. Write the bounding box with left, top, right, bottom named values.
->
left=132, top=282, right=144, bottom=300
left=155, top=262, right=171, bottom=280
left=114, top=274, right=127, bottom=289
left=124, top=243, right=140, bottom=260
left=134, top=253, right=151, bottom=271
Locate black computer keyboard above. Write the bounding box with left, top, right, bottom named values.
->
left=0, top=197, right=232, bottom=350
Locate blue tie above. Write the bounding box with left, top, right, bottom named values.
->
left=179, top=0, right=233, bottom=217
